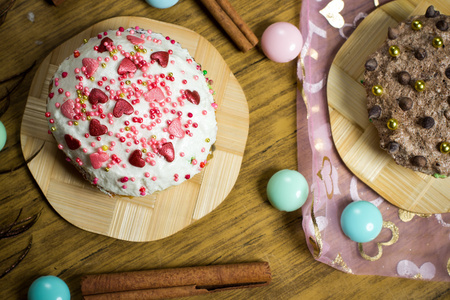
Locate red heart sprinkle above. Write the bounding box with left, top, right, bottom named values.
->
left=184, top=90, right=200, bottom=105
left=113, top=99, right=134, bottom=118
left=90, top=152, right=109, bottom=169
left=82, top=58, right=99, bottom=77
left=89, top=119, right=108, bottom=136
left=98, top=37, right=113, bottom=53
left=159, top=142, right=175, bottom=162
left=150, top=51, right=169, bottom=68
left=129, top=149, right=145, bottom=168
left=61, top=99, right=76, bottom=119
left=127, top=35, right=145, bottom=45
left=62, top=72, right=68, bottom=78
left=168, top=118, right=185, bottom=138
left=89, top=88, right=108, bottom=105
left=118, top=57, right=137, bottom=75
left=64, top=134, right=81, bottom=150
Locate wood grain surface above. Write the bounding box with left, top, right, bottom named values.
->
left=0, top=0, right=448, bottom=299
left=328, top=0, right=450, bottom=214
left=20, top=16, right=249, bottom=242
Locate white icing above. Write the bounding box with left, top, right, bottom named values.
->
left=46, top=28, right=217, bottom=196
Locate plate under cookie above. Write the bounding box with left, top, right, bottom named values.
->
left=20, top=17, right=249, bottom=241
left=327, top=0, right=450, bottom=214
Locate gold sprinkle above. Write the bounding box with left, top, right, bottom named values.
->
left=51, top=126, right=56, bottom=131
left=86, top=116, right=91, bottom=121
left=151, top=135, right=156, bottom=139
left=110, top=52, right=115, bottom=57
left=83, top=95, right=88, bottom=100
left=142, top=48, right=147, bottom=53
left=79, top=99, right=85, bottom=104
left=102, top=145, right=109, bottom=151
left=134, top=45, right=139, bottom=51
left=90, top=76, right=95, bottom=81
left=105, top=167, right=110, bottom=172
left=125, top=126, right=130, bottom=131
left=119, top=93, right=125, bottom=98
left=205, top=138, right=210, bottom=143
left=74, top=121, right=78, bottom=126
left=81, top=108, right=86, bottom=113
left=83, top=38, right=88, bottom=44
left=168, top=72, right=173, bottom=77
left=142, top=148, right=147, bottom=153
left=142, top=82, right=147, bottom=86
left=130, top=51, right=135, bottom=56
left=101, top=63, right=107, bottom=68
left=125, top=80, right=131, bottom=85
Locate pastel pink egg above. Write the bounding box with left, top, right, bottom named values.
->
left=261, top=22, right=303, bottom=63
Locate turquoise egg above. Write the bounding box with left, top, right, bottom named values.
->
left=267, top=169, right=309, bottom=212
left=28, top=276, right=70, bottom=300
left=0, top=121, right=6, bottom=151
left=340, top=201, right=383, bottom=243
left=145, top=0, right=179, bottom=9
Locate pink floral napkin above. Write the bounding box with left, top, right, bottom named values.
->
left=297, top=0, right=450, bottom=281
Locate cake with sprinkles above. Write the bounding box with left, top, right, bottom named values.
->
left=46, top=26, right=218, bottom=196
left=364, top=6, right=450, bottom=178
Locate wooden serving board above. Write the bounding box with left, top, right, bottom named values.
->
left=328, top=0, right=450, bottom=214
left=20, top=17, right=249, bottom=241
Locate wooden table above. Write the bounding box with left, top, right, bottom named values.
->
left=0, top=0, right=448, bottom=299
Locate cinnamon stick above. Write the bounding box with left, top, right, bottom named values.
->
left=81, top=262, right=271, bottom=299
left=198, top=0, right=258, bottom=52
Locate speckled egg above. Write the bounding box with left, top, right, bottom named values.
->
left=266, top=169, right=309, bottom=212
left=28, top=276, right=70, bottom=300
left=340, top=201, right=383, bottom=243
left=145, top=0, right=179, bottom=9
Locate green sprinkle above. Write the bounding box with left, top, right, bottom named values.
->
left=203, top=70, right=207, bottom=75
left=433, top=173, right=447, bottom=178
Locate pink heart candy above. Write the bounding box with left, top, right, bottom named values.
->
left=168, top=118, right=185, bottom=138
left=60, top=99, right=76, bottom=119
left=127, top=35, right=145, bottom=45
left=184, top=90, right=200, bottom=105
left=82, top=58, right=99, bottom=77
left=113, top=99, right=134, bottom=118
left=90, top=152, right=109, bottom=169
left=144, top=87, right=165, bottom=102
left=118, top=57, right=137, bottom=75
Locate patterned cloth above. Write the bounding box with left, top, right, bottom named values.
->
left=297, top=0, right=450, bottom=281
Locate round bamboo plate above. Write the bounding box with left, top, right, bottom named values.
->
left=327, top=0, right=450, bottom=214
left=20, top=17, right=249, bottom=241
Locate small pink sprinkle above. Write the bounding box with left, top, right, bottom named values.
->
left=65, top=91, right=71, bottom=97
left=180, top=152, right=185, bottom=157
left=122, top=185, right=127, bottom=189
left=145, top=172, right=150, bottom=178
left=119, top=27, right=124, bottom=32
left=62, top=72, right=68, bottom=78
left=151, top=176, right=157, bottom=181
left=58, top=144, right=63, bottom=149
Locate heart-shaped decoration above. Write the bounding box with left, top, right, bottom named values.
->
left=144, top=87, right=165, bottom=102
left=168, top=118, right=185, bottom=138
left=319, top=0, right=345, bottom=29
left=127, top=35, right=145, bottom=45
left=88, top=88, right=109, bottom=105
left=184, top=90, right=200, bottom=105
left=90, top=152, right=109, bottom=169
left=358, top=221, right=399, bottom=261
left=117, top=57, right=137, bottom=75
left=60, top=99, right=76, bottom=119
left=113, top=99, right=134, bottom=118
left=97, top=37, right=114, bottom=53
left=89, top=119, right=108, bottom=136
left=82, top=58, right=99, bottom=77
left=397, top=260, right=436, bottom=280
left=129, top=149, right=145, bottom=168
left=150, top=51, right=169, bottom=68
left=64, top=134, right=81, bottom=150
left=159, top=142, right=175, bottom=162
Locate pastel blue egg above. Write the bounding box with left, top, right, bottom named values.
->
left=28, top=276, right=70, bottom=300
left=340, top=201, right=383, bottom=243
left=145, top=0, right=179, bottom=9
left=267, top=169, right=309, bottom=212
left=0, top=121, right=6, bottom=151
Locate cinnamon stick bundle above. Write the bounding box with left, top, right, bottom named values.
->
left=198, top=0, right=258, bottom=52
left=81, top=262, right=271, bottom=299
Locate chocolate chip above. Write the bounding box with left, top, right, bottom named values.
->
left=445, top=67, right=450, bottom=79
left=412, top=156, right=427, bottom=167
left=425, top=6, right=439, bottom=18
left=388, top=27, right=399, bottom=40
left=414, top=48, right=427, bottom=60
left=444, top=109, right=450, bottom=120
left=365, top=58, right=378, bottom=71
left=398, top=97, right=413, bottom=111
left=436, top=20, right=449, bottom=31
left=421, top=116, right=435, bottom=129
left=388, top=142, right=399, bottom=153
left=398, top=71, right=411, bottom=85
left=369, top=105, right=382, bottom=119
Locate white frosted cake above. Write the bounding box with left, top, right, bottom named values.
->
left=46, top=26, right=218, bottom=197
